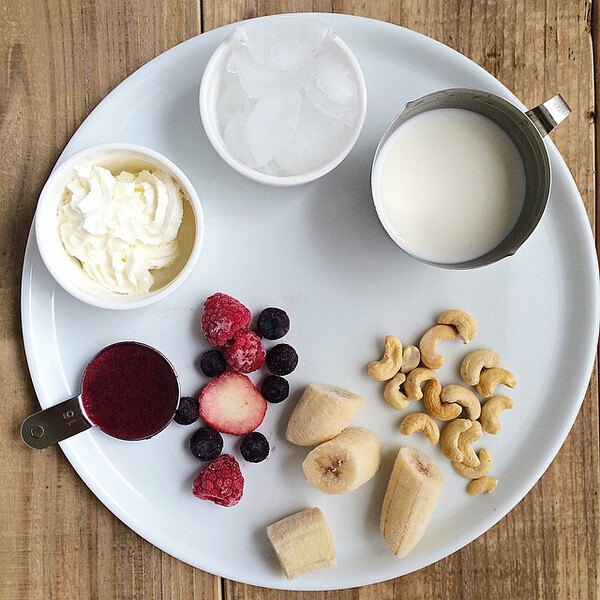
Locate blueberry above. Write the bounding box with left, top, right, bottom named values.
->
left=256, top=307, right=290, bottom=340
left=174, top=396, right=199, bottom=425
left=190, top=427, right=223, bottom=461
left=240, top=432, right=270, bottom=463
left=261, top=375, right=290, bottom=403
left=266, top=343, right=298, bottom=376
left=200, top=349, right=226, bottom=377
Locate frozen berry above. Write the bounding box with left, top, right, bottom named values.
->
left=261, top=375, right=290, bottom=403
left=201, top=292, right=251, bottom=346
left=174, top=396, right=199, bottom=425
left=192, top=454, right=244, bottom=507
left=200, top=349, right=227, bottom=377
left=199, top=372, right=267, bottom=435
left=240, top=432, right=270, bottom=463
left=266, top=343, right=298, bottom=376
left=223, top=328, right=265, bottom=373
left=189, top=426, right=223, bottom=461
left=256, top=307, right=290, bottom=340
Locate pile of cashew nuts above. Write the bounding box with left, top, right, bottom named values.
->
left=368, top=309, right=516, bottom=495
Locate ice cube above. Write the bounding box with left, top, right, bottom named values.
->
left=227, top=44, right=306, bottom=98
left=223, top=115, right=255, bottom=167
left=217, top=72, right=252, bottom=128
left=275, top=102, right=349, bottom=175
left=304, top=52, right=359, bottom=127
left=240, top=18, right=329, bottom=71
left=243, top=90, right=301, bottom=168
left=259, top=160, right=284, bottom=176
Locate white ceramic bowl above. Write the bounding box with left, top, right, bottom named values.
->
left=35, top=143, right=204, bottom=309
left=199, top=16, right=367, bottom=187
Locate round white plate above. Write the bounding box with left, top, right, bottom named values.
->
left=21, top=14, right=599, bottom=591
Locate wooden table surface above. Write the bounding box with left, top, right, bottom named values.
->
left=1, top=1, right=598, bottom=599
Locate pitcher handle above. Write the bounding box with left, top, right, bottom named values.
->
left=526, top=94, right=571, bottom=137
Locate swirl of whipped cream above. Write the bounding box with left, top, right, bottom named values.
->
left=58, top=164, right=184, bottom=295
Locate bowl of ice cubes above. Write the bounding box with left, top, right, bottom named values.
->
left=199, top=15, right=367, bottom=186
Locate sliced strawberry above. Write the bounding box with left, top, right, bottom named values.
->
left=199, top=372, right=267, bottom=435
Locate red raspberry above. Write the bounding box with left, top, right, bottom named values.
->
left=192, top=454, right=244, bottom=507
left=201, top=293, right=251, bottom=346
left=223, top=328, right=265, bottom=373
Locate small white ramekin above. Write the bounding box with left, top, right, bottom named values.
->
left=199, top=16, right=367, bottom=187
left=35, top=143, right=204, bottom=310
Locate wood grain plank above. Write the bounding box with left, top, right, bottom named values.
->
left=594, top=0, right=600, bottom=263
left=202, top=1, right=599, bottom=599
left=202, top=0, right=334, bottom=30
left=0, top=2, right=220, bottom=599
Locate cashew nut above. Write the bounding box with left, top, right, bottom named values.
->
left=383, top=372, right=409, bottom=410
left=437, top=309, right=477, bottom=343
left=440, top=384, right=481, bottom=420
left=368, top=335, right=403, bottom=381
left=404, top=367, right=437, bottom=401
left=467, top=476, right=498, bottom=495
left=419, top=324, right=457, bottom=369
left=400, top=346, right=421, bottom=373
left=457, top=420, right=482, bottom=467
left=481, top=395, right=514, bottom=434
left=452, top=448, right=493, bottom=479
left=460, top=349, right=501, bottom=385
left=423, top=379, right=462, bottom=421
left=476, top=367, right=516, bottom=398
left=399, top=412, right=440, bottom=445
left=440, top=418, right=472, bottom=461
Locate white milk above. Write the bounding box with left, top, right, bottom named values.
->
left=373, top=108, right=527, bottom=264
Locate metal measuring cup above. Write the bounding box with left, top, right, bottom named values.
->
left=371, top=88, right=570, bottom=269
left=21, top=341, right=181, bottom=449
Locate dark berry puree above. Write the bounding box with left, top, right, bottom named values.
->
left=81, top=342, right=179, bottom=441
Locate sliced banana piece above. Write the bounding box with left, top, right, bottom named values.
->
left=302, top=428, right=381, bottom=495
left=286, top=384, right=363, bottom=446
left=266, top=507, right=336, bottom=579
left=380, top=446, right=444, bottom=558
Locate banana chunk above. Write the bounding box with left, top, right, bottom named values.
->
left=302, top=428, right=382, bottom=495
left=286, top=383, right=363, bottom=446
left=266, top=507, right=336, bottom=579
left=380, top=447, right=444, bottom=558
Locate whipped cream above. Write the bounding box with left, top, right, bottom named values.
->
left=58, top=164, right=184, bottom=295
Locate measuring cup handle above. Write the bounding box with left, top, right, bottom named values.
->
left=526, top=94, right=571, bottom=137
left=21, top=397, right=92, bottom=449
